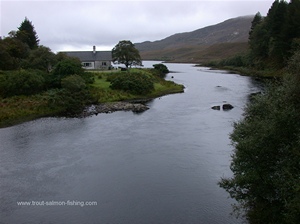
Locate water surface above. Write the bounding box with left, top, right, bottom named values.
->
left=0, top=63, right=261, bottom=224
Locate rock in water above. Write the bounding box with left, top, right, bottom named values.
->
left=211, top=105, right=221, bottom=110
left=222, top=103, right=234, bottom=110
left=82, top=102, right=149, bottom=117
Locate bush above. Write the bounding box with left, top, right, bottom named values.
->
left=52, top=57, right=84, bottom=77
left=0, top=70, right=45, bottom=97
left=46, top=87, right=95, bottom=115
left=50, top=57, right=85, bottom=88
left=153, top=63, right=169, bottom=78
left=109, top=71, right=154, bottom=95
left=61, top=75, right=86, bottom=92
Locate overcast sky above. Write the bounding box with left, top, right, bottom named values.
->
left=1, top=0, right=274, bottom=52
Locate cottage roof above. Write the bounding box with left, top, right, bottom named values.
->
left=63, top=51, right=112, bottom=61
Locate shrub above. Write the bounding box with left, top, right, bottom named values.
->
left=52, top=57, right=84, bottom=77
left=50, top=57, right=85, bottom=88
left=153, top=63, right=169, bottom=73
left=109, top=71, right=154, bottom=95
left=61, top=75, right=86, bottom=92
left=0, top=70, right=45, bottom=97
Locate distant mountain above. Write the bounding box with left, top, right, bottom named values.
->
left=135, top=16, right=254, bottom=63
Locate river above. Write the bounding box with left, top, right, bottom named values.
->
left=0, top=62, right=262, bottom=224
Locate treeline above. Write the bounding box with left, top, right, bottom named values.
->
left=0, top=18, right=96, bottom=114
left=220, top=48, right=300, bottom=224
left=249, top=0, right=300, bottom=69
left=210, top=0, right=300, bottom=73
left=219, top=1, right=300, bottom=223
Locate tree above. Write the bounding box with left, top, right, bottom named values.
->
left=248, top=22, right=270, bottom=67
left=286, top=0, right=300, bottom=54
left=266, top=0, right=289, bottom=66
left=112, top=40, right=142, bottom=68
left=249, top=12, right=263, bottom=38
left=248, top=0, right=296, bottom=69
left=16, top=17, right=39, bottom=49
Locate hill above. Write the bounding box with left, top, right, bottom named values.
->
left=135, top=16, right=254, bottom=63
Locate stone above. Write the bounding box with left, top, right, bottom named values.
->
left=81, top=102, right=149, bottom=117
left=211, top=105, right=221, bottom=110
left=222, top=103, right=234, bottom=110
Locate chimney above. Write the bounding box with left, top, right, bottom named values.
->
left=93, top=46, right=96, bottom=54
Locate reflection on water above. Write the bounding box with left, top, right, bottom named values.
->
left=0, top=63, right=261, bottom=224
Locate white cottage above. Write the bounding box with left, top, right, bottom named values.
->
left=63, top=46, right=112, bottom=70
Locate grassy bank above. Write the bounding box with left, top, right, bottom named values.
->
left=200, top=55, right=284, bottom=79
left=0, top=93, right=63, bottom=128
left=0, top=69, right=184, bottom=128
left=207, top=66, right=283, bottom=79
left=91, top=69, right=184, bottom=102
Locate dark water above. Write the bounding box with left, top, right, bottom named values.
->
left=0, top=63, right=261, bottom=224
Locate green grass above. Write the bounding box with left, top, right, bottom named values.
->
left=0, top=94, right=63, bottom=128
left=91, top=70, right=184, bottom=102
left=92, top=74, right=111, bottom=89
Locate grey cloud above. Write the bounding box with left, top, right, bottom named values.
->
left=1, top=0, right=274, bottom=52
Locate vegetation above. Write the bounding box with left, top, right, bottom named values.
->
left=205, top=0, right=300, bottom=77
left=219, top=49, right=300, bottom=223
left=91, top=68, right=183, bottom=103
left=15, top=17, right=39, bottom=50
left=218, top=1, right=300, bottom=223
left=153, top=63, right=169, bottom=77
left=109, top=71, right=154, bottom=95
left=112, top=40, right=142, bottom=68
left=0, top=18, right=183, bottom=128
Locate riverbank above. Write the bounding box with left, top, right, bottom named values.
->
left=0, top=69, right=184, bottom=128
left=198, top=61, right=284, bottom=79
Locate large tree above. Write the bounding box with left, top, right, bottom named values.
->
left=112, top=40, right=142, bottom=68
left=16, top=17, right=39, bottom=49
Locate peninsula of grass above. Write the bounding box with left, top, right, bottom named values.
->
left=0, top=68, right=184, bottom=128
left=90, top=68, right=184, bottom=102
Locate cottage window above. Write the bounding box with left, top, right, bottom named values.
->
left=102, top=62, right=107, bottom=66
left=83, top=62, right=92, bottom=67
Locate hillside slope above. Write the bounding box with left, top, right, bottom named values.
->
left=135, top=16, right=253, bottom=63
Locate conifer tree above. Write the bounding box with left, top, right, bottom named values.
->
left=16, top=17, right=39, bottom=49
left=249, top=12, right=263, bottom=38
left=286, top=0, right=300, bottom=52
